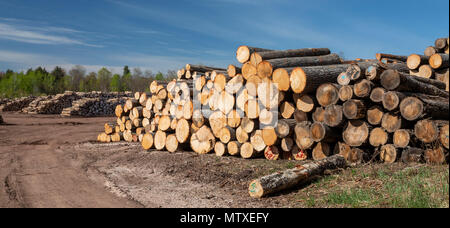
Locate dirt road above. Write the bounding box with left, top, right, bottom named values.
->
left=0, top=113, right=288, bottom=208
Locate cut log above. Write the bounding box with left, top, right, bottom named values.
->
left=236, top=126, right=249, bottom=144
left=241, top=62, right=258, bottom=80
left=435, top=68, right=449, bottom=92
left=225, top=74, right=244, bottom=95
left=215, top=142, right=227, bottom=157
left=380, top=144, right=397, bottom=163
left=290, top=64, right=350, bottom=94
left=154, top=130, right=166, bottom=150
left=254, top=48, right=331, bottom=62
left=393, top=129, right=412, bottom=148
left=293, top=110, right=308, bottom=123
left=264, top=146, right=280, bottom=161
left=244, top=75, right=261, bottom=98
left=217, top=91, right=235, bottom=114
left=259, top=108, right=275, bottom=126
left=227, top=65, right=241, bottom=77
left=414, top=120, right=439, bottom=143
left=410, top=65, right=434, bottom=79
left=241, top=117, right=256, bottom=133
left=312, top=107, right=325, bottom=123
left=324, top=105, right=344, bottom=127
left=250, top=130, right=267, bottom=152
left=248, top=154, right=346, bottom=198
left=281, top=137, right=294, bottom=152
left=407, top=54, right=429, bottom=70
left=316, top=83, right=340, bottom=107
left=293, top=94, right=315, bottom=113
left=369, top=127, right=388, bottom=147
left=165, top=134, right=179, bottom=153
left=240, top=142, right=259, bottom=159
left=280, top=101, right=295, bottom=119
left=380, top=70, right=448, bottom=98
left=190, top=126, right=215, bottom=154
left=214, top=73, right=228, bottom=92
left=245, top=99, right=261, bottom=119
left=185, top=64, right=225, bottom=73
left=353, top=79, right=373, bottom=98
left=291, top=145, right=308, bottom=161
left=343, top=99, right=367, bottom=120
left=370, top=87, right=386, bottom=103
left=257, top=79, right=279, bottom=109
left=310, top=122, right=340, bottom=143
left=236, top=46, right=273, bottom=63
left=209, top=111, right=227, bottom=137
left=337, top=72, right=351, bottom=86
left=175, top=118, right=190, bottom=143
left=435, top=38, right=448, bottom=50
left=227, top=110, right=242, bottom=128
left=275, top=119, right=296, bottom=138
left=294, top=121, right=314, bottom=150
left=425, top=146, right=446, bottom=165
left=401, top=147, right=424, bottom=163
left=382, top=91, right=406, bottom=111
left=333, top=142, right=352, bottom=161
left=262, top=127, right=278, bottom=146
left=115, top=105, right=123, bottom=118
left=158, top=115, right=171, bottom=131
left=424, top=46, right=438, bottom=57
left=348, top=148, right=364, bottom=164
left=272, top=68, right=291, bottom=91
left=399, top=96, right=449, bottom=121
left=376, top=53, right=408, bottom=62
left=258, top=54, right=342, bottom=78
left=429, top=53, right=449, bottom=69
left=381, top=112, right=403, bottom=133
left=312, top=142, right=331, bottom=161
left=218, top=126, right=236, bottom=144
left=227, top=141, right=241, bottom=156
left=343, top=120, right=370, bottom=147
left=338, top=85, right=354, bottom=102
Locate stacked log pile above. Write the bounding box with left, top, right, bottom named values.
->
left=21, top=95, right=54, bottom=114
left=60, top=92, right=132, bottom=117
left=0, top=98, right=11, bottom=106
left=97, top=44, right=449, bottom=165
left=0, top=96, right=36, bottom=112
left=407, top=38, right=449, bottom=91
left=0, top=114, right=3, bottom=124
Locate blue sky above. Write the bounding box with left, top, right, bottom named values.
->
left=0, top=0, right=448, bottom=74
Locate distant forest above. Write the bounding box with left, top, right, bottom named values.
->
left=0, top=65, right=177, bottom=98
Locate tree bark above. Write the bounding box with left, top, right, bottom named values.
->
left=407, top=54, right=429, bottom=70
left=380, top=70, right=448, bottom=98
left=290, top=64, right=350, bottom=94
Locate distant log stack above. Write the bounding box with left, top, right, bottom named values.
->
left=95, top=42, right=449, bottom=166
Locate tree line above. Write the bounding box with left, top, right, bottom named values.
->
left=0, top=65, right=177, bottom=98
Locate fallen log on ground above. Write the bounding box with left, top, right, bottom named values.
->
left=248, top=155, right=347, bottom=198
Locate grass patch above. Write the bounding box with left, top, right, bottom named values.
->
left=292, top=164, right=449, bottom=208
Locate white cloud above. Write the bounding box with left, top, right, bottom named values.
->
left=0, top=22, right=103, bottom=47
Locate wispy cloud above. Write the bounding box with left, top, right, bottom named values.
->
left=0, top=20, right=103, bottom=47
left=0, top=50, right=64, bottom=65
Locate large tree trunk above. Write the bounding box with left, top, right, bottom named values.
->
left=290, top=64, right=351, bottom=94
left=257, top=54, right=342, bottom=78
left=248, top=155, right=347, bottom=198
